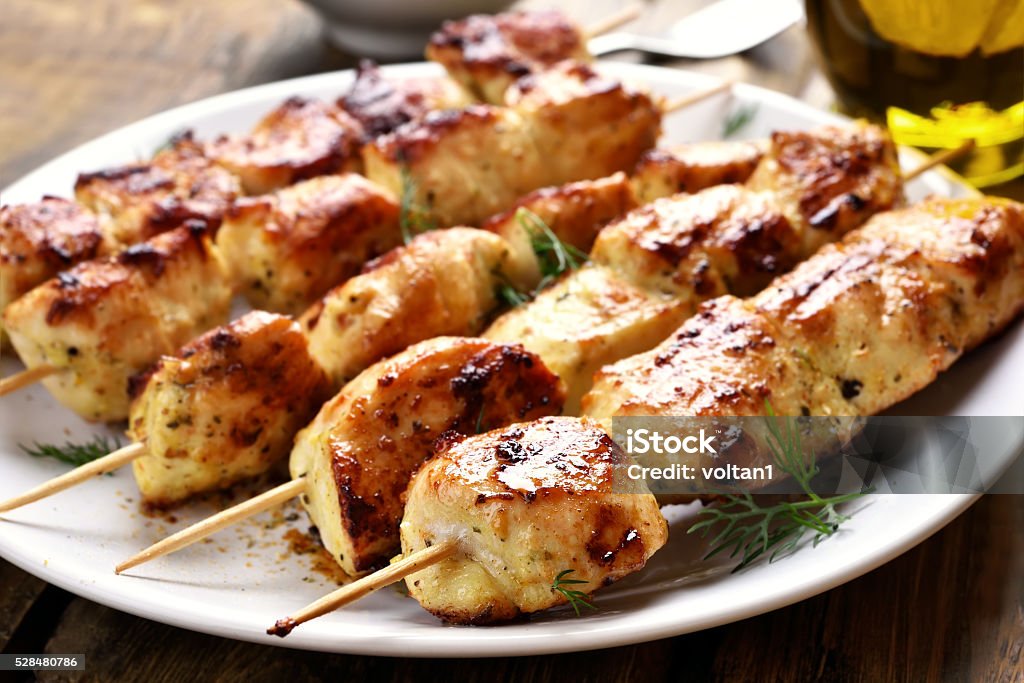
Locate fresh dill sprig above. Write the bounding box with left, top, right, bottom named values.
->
left=519, top=208, right=587, bottom=289
left=398, top=164, right=437, bottom=244
left=497, top=208, right=588, bottom=307
left=552, top=569, right=597, bottom=616
left=496, top=281, right=530, bottom=308
left=721, top=103, right=759, bottom=139
left=20, top=434, right=122, bottom=468
left=687, top=405, right=869, bottom=572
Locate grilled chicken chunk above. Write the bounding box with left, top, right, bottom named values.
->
left=206, top=97, right=365, bottom=195
left=583, top=197, right=1024, bottom=421
left=486, top=123, right=903, bottom=410
left=301, top=227, right=515, bottom=386
left=290, top=337, right=564, bottom=575
left=1, top=198, right=107, bottom=347
left=753, top=196, right=1024, bottom=415
left=3, top=223, right=232, bottom=421
left=485, top=265, right=693, bottom=414
left=482, top=173, right=636, bottom=289
left=401, top=416, right=667, bottom=624
left=506, top=62, right=661, bottom=186
left=745, top=124, right=903, bottom=253
left=75, top=132, right=240, bottom=246
left=128, top=311, right=331, bottom=507
left=631, top=140, right=766, bottom=204
left=216, top=174, right=402, bottom=315
left=363, top=63, right=659, bottom=227
left=338, top=60, right=473, bottom=139
left=426, top=9, right=589, bottom=104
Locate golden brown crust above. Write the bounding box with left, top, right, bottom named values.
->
left=75, top=132, right=240, bottom=246
left=338, top=60, right=472, bottom=139
left=631, top=140, right=766, bottom=203
left=1, top=198, right=106, bottom=344
left=582, top=296, right=844, bottom=419
left=590, top=184, right=799, bottom=299
left=481, top=173, right=636, bottom=289
left=401, top=416, right=667, bottom=624
left=129, top=311, right=332, bottom=506
left=364, top=62, right=660, bottom=228
left=206, top=97, right=365, bottom=195
left=508, top=61, right=662, bottom=187
left=440, top=416, right=622, bottom=498
left=39, top=222, right=212, bottom=327
left=753, top=197, right=1024, bottom=414
left=216, top=174, right=402, bottom=314
left=426, top=9, right=588, bottom=103
left=745, top=122, right=903, bottom=251
left=290, top=337, right=564, bottom=574
left=301, top=227, right=514, bottom=386
left=2, top=223, right=233, bottom=421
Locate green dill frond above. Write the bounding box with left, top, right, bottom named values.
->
left=688, top=404, right=870, bottom=572
left=20, top=434, right=122, bottom=468
left=722, top=104, right=759, bottom=139
left=552, top=569, right=597, bottom=616
left=398, top=165, right=437, bottom=244
left=495, top=209, right=588, bottom=308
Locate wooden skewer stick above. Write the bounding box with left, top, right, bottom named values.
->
left=903, top=139, right=976, bottom=181
left=115, top=478, right=307, bottom=574
left=0, top=364, right=57, bottom=397
left=662, top=80, right=735, bottom=115
left=583, top=3, right=643, bottom=40
left=0, top=441, right=146, bottom=514
left=267, top=538, right=460, bottom=637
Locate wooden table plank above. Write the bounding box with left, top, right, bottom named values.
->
left=0, top=561, right=47, bottom=651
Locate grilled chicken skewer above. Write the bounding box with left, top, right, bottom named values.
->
left=270, top=193, right=1024, bottom=632
left=269, top=415, right=666, bottom=634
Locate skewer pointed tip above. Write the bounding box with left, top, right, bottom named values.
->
left=267, top=538, right=459, bottom=637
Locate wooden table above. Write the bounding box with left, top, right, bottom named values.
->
left=1, top=1, right=1021, bottom=680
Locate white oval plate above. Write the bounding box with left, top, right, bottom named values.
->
left=1, top=63, right=1022, bottom=658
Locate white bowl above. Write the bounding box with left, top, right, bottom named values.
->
left=300, top=0, right=516, bottom=59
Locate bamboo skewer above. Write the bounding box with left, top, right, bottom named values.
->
left=583, top=3, right=643, bottom=40
left=267, top=539, right=460, bottom=637
left=662, top=80, right=735, bottom=114
left=0, top=363, right=57, bottom=397
left=0, top=441, right=146, bottom=514
left=902, top=139, right=975, bottom=181
left=115, top=478, right=307, bottom=574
